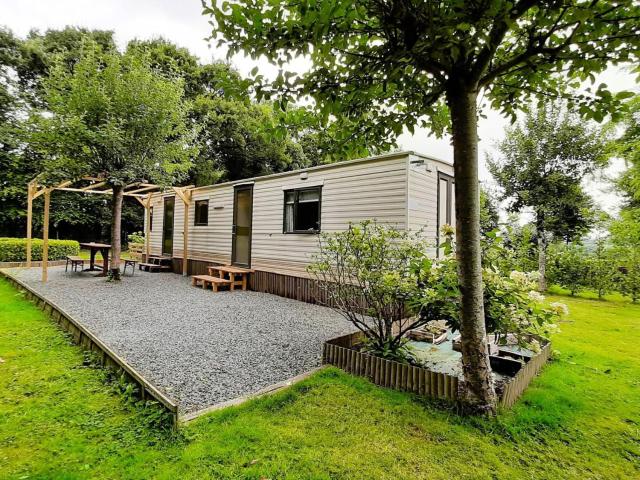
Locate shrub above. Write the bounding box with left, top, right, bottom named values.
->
left=127, top=231, right=145, bottom=245
left=307, top=221, right=428, bottom=362
left=0, top=238, right=80, bottom=262
left=411, top=230, right=565, bottom=351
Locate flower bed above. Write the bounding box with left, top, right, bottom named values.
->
left=323, top=331, right=551, bottom=408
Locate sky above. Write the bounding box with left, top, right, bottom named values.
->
left=2, top=0, right=637, bottom=216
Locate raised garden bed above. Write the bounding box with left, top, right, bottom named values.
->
left=323, top=331, right=551, bottom=408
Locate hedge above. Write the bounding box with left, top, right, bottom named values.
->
left=0, top=238, right=80, bottom=262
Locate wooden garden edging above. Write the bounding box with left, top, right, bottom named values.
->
left=323, top=331, right=551, bottom=408
left=322, top=332, right=459, bottom=401
left=0, top=260, right=67, bottom=269
left=0, top=269, right=179, bottom=426
left=499, top=340, right=552, bottom=408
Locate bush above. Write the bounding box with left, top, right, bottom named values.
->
left=412, top=230, right=565, bottom=351
left=127, top=231, right=145, bottom=244
left=0, top=238, right=80, bottom=262
left=307, top=221, right=429, bottom=362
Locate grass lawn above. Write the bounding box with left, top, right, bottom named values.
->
left=0, top=277, right=638, bottom=479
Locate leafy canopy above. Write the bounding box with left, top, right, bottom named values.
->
left=488, top=103, right=606, bottom=242
left=208, top=0, right=640, bottom=151
left=29, top=42, right=194, bottom=186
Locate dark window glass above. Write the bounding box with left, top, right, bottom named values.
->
left=149, top=207, right=153, bottom=231
left=283, top=187, right=321, bottom=233
left=194, top=200, right=209, bottom=226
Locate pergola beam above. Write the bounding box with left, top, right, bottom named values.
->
left=80, top=181, right=108, bottom=191
left=125, top=185, right=159, bottom=195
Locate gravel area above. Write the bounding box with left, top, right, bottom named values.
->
left=3, top=266, right=353, bottom=414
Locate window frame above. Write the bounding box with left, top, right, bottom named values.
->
left=282, top=186, right=322, bottom=234
left=436, top=171, right=455, bottom=257
left=194, top=199, right=209, bottom=227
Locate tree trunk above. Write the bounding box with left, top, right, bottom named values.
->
left=447, top=85, right=497, bottom=415
left=110, top=185, right=124, bottom=281
left=537, top=228, right=547, bottom=292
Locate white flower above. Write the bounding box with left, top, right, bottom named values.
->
left=528, top=291, right=546, bottom=303
left=509, top=270, right=527, bottom=282
left=550, top=302, right=569, bottom=317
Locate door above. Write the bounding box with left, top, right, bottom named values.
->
left=231, top=185, right=253, bottom=267
left=162, top=196, right=175, bottom=256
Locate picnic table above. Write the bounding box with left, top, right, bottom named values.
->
left=207, top=265, right=254, bottom=291
left=79, top=242, right=111, bottom=276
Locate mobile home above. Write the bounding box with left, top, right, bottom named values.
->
left=146, top=151, right=455, bottom=302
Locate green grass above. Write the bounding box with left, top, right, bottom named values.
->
left=0, top=278, right=638, bottom=479
left=76, top=250, right=133, bottom=261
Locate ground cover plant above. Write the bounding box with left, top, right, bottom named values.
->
left=0, top=276, right=638, bottom=479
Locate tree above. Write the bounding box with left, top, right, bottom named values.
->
left=488, top=103, right=606, bottom=291
left=585, top=239, right=615, bottom=300
left=548, top=242, right=589, bottom=296
left=29, top=43, right=194, bottom=279
left=207, top=0, right=639, bottom=413
left=610, top=208, right=640, bottom=303
left=614, top=95, right=640, bottom=208
left=479, top=187, right=500, bottom=237
left=0, top=27, right=143, bottom=241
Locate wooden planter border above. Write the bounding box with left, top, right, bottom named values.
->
left=0, top=270, right=179, bottom=426
left=323, top=331, right=551, bottom=408
left=499, top=340, right=552, bottom=408
left=0, top=260, right=67, bottom=268
left=323, top=332, right=459, bottom=402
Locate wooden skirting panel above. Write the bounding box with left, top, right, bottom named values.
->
left=251, top=270, right=331, bottom=305
left=0, top=270, right=179, bottom=426
left=167, top=258, right=333, bottom=305
left=499, top=340, right=552, bottom=408
left=323, top=331, right=459, bottom=402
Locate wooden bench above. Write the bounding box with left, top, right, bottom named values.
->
left=65, top=256, right=85, bottom=272
left=208, top=265, right=255, bottom=291
left=191, top=274, right=233, bottom=292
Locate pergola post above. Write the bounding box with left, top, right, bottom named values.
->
left=26, top=182, right=34, bottom=268
left=42, top=189, right=51, bottom=283
left=173, top=187, right=192, bottom=276
left=145, top=193, right=152, bottom=260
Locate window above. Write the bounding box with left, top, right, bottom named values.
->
left=437, top=172, right=455, bottom=256
left=149, top=207, right=153, bottom=231
left=194, top=200, right=209, bottom=226
left=283, top=187, right=321, bottom=233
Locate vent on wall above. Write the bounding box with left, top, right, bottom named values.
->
left=410, top=159, right=432, bottom=172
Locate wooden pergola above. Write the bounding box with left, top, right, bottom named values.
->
left=27, top=176, right=194, bottom=282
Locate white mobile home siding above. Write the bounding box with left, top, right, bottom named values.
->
left=407, top=155, right=455, bottom=254
left=146, top=152, right=452, bottom=277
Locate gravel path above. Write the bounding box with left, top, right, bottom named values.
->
left=3, top=267, right=353, bottom=414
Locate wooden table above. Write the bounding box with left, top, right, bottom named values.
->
left=79, top=242, right=111, bottom=276
left=208, top=265, right=254, bottom=290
